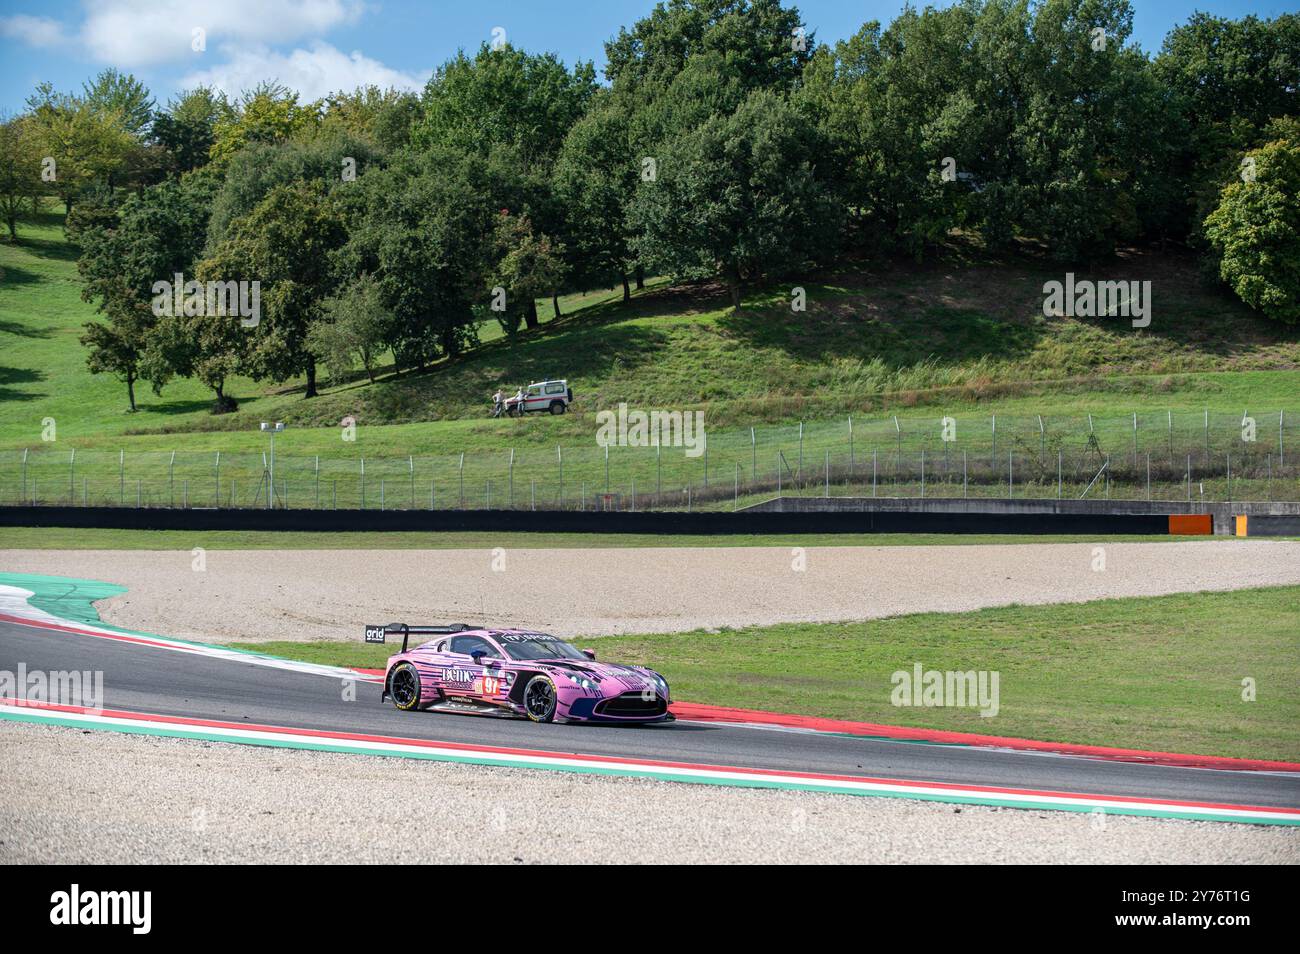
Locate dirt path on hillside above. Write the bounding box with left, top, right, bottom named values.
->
left=2, top=540, right=1297, bottom=642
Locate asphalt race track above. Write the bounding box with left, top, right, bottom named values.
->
left=3, top=619, right=1297, bottom=812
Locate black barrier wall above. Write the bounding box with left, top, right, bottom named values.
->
left=0, top=505, right=1173, bottom=535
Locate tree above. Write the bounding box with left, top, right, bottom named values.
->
left=205, top=133, right=375, bottom=250
left=25, top=82, right=134, bottom=218
left=0, top=114, right=44, bottom=242
left=209, top=83, right=319, bottom=167
left=414, top=45, right=597, bottom=167
left=1155, top=12, right=1300, bottom=242
left=489, top=213, right=566, bottom=334
left=343, top=147, right=496, bottom=370
left=82, top=69, right=155, bottom=140
left=1204, top=131, right=1300, bottom=324
left=203, top=183, right=347, bottom=397
left=75, top=176, right=214, bottom=409
left=553, top=100, right=638, bottom=297
left=315, top=86, right=421, bottom=155
left=605, top=0, right=813, bottom=98
left=630, top=88, right=840, bottom=306
left=309, top=273, right=394, bottom=385
left=152, top=87, right=230, bottom=175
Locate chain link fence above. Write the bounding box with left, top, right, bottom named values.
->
left=2, top=409, right=1296, bottom=512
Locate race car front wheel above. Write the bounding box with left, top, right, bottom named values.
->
left=389, top=662, right=422, bottom=711
left=523, top=675, right=558, bottom=723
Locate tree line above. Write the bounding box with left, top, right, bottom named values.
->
left=0, top=0, right=1296, bottom=413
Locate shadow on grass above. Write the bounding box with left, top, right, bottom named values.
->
left=0, top=365, right=46, bottom=401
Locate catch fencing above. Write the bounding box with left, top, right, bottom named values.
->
left=1, top=409, right=1296, bottom=512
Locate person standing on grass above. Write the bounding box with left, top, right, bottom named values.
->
left=492, top=387, right=504, bottom=418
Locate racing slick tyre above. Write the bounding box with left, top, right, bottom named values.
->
left=388, top=662, right=423, bottom=711
left=549, top=401, right=566, bottom=415
left=523, top=675, right=558, bottom=723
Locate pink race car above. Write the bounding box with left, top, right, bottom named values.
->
left=369, top=623, right=673, bottom=725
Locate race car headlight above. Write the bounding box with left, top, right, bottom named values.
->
left=648, top=672, right=669, bottom=697
left=562, top=671, right=598, bottom=692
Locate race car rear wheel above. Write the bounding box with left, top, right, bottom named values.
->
left=389, top=662, right=422, bottom=711
left=523, top=675, right=558, bottom=723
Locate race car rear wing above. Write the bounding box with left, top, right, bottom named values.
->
left=364, top=622, right=478, bottom=654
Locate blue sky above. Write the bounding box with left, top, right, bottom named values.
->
left=1, top=1, right=1293, bottom=114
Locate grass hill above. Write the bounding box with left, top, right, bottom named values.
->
left=2, top=213, right=1298, bottom=494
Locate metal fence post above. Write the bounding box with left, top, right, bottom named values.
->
left=656, top=444, right=662, bottom=500
left=409, top=456, right=415, bottom=509
left=1038, top=414, right=1045, bottom=462
left=458, top=453, right=464, bottom=509
left=1132, top=412, right=1138, bottom=466
left=214, top=451, right=220, bottom=507
left=920, top=448, right=925, bottom=498
left=963, top=450, right=968, bottom=498
left=169, top=451, right=175, bottom=507
left=315, top=456, right=320, bottom=509
left=380, top=479, right=385, bottom=511
left=825, top=449, right=830, bottom=497
left=1280, top=410, right=1285, bottom=466
left=361, top=457, right=366, bottom=509
left=1146, top=453, right=1151, bottom=501
left=798, top=421, right=804, bottom=479
left=21, top=447, right=27, bottom=502
left=1057, top=450, right=1062, bottom=499
left=872, top=449, right=877, bottom=498
left=751, top=426, right=756, bottom=481
left=69, top=449, right=75, bottom=504
left=734, top=462, right=739, bottom=511
left=848, top=416, right=854, bottom=479
left=1226, top=452, right=1232, bottom=504
left=991, top=414, right=996, bottom=468
left=119, top=449, right=124, bottom=506
left=605, top=444, right=610, bottom=493
left=511, top=448, right=517, bottom=507
left=1008, top=450, right=1013, bottom=498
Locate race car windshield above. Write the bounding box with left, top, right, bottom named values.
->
left=500, top=637, right=586, bottom=661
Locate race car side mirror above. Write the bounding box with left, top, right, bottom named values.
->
left=582, top=649, right=596, bottom=661
left=470, top=650, right=488, bottom=664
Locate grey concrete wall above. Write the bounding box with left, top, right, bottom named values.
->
left=742, top=496, right=1300, bottom=535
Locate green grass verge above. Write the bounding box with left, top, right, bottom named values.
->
left=233, top=586, right=1300, bottom=761
left=0, top=526, right=1186, bottom=550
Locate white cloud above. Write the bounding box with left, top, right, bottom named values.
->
left=80, top=0, right=366, bottom=67
left=0, top=14, right=69, bottom=48
left=181, top=41, right=429, bottom=101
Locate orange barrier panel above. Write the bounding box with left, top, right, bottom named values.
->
left=1169, top=514, right=1213, bottom=535
left=1235, top=515, right=1248, bottom=537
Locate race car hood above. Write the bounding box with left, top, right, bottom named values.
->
left=535, top=659, right=663, bottom=692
